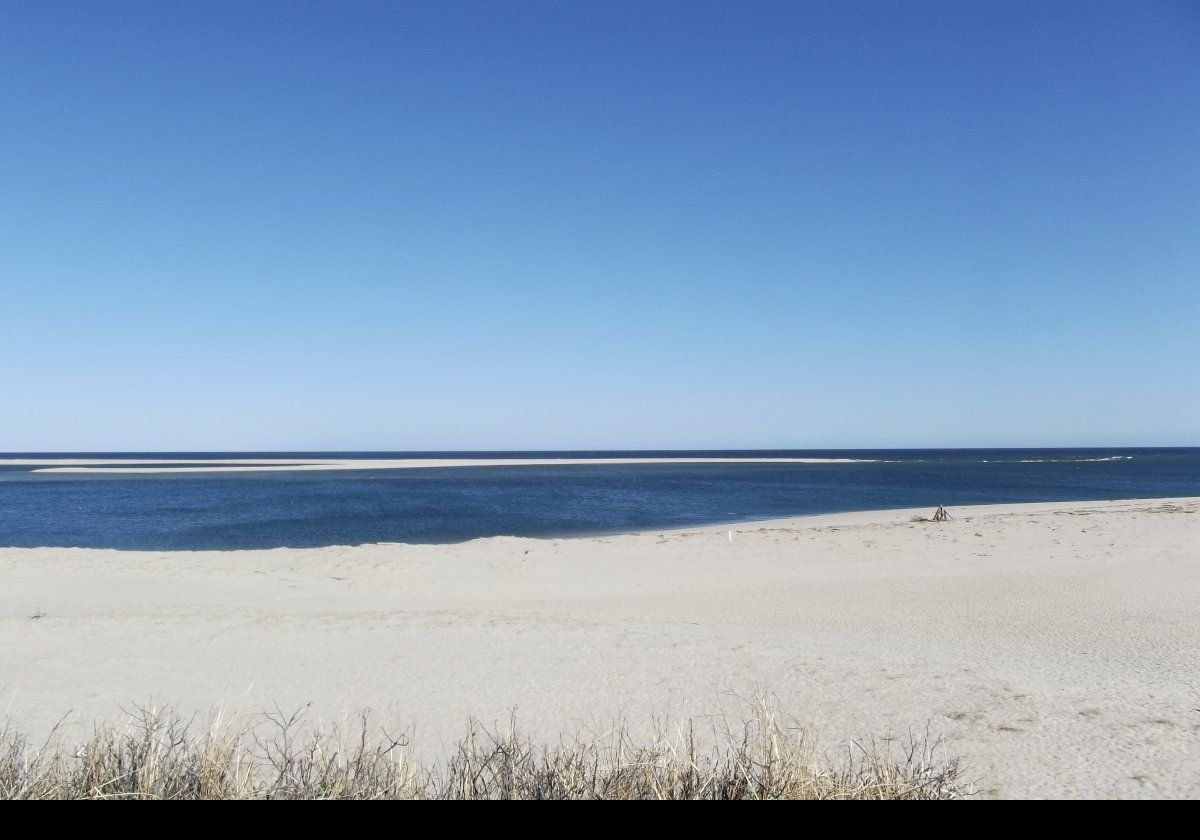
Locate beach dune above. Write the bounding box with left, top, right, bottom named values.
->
left=2, top=498, right=1197, bottom=798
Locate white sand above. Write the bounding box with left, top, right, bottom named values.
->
left=0, top=456, right=881, bottom=473
left=2, top=497, right=1198, bottom=798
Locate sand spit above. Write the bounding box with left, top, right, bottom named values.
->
left=7, top=457, right=881, bottom=474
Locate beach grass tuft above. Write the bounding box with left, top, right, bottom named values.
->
left=0, top=701, right=967, bottom=800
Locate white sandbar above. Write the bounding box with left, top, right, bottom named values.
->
left=3, top=457, right=881, bottom=474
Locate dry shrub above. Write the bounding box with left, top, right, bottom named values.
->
left=0, top=701, right=967, bottom=800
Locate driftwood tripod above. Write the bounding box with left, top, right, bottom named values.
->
left=932, top=505, right=951, bottom=522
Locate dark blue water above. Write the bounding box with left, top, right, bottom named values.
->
left=0, top=449, right=1196, bottom=549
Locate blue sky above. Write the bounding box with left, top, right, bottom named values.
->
left=2, top=1, right=1197, bottom=450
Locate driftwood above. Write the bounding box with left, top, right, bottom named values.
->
left=932, top=505, right=952, bottom=522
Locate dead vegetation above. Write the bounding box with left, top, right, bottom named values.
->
left=0, top=702, right=968, bottom=800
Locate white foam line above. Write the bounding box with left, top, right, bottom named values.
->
left=1, top=458, right=321, bottom=466
left=22, top=457, right=882, bottom=474
left=1017, top=456, right=1134, bottom=463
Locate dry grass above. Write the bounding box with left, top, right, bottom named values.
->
left=0, top=702, right=968, bottom=799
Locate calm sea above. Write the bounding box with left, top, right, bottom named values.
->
left=0, top=449, right=1196, bottom=550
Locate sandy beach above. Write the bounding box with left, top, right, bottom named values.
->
left=2, top=497, right=1197, bottom=798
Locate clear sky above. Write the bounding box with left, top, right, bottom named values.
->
left=2, top=1, right=1197, bottom=450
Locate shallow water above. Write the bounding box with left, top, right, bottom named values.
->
left=0, top=448, right=1196, bottom=549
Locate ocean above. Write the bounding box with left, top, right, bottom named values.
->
left=0, top=448, right=1196, bottom=550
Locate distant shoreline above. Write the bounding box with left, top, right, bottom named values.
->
left=4, top=456, right=884, bottom=474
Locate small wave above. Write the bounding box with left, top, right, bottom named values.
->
left=1016, top=456, right=1133, bottom=463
